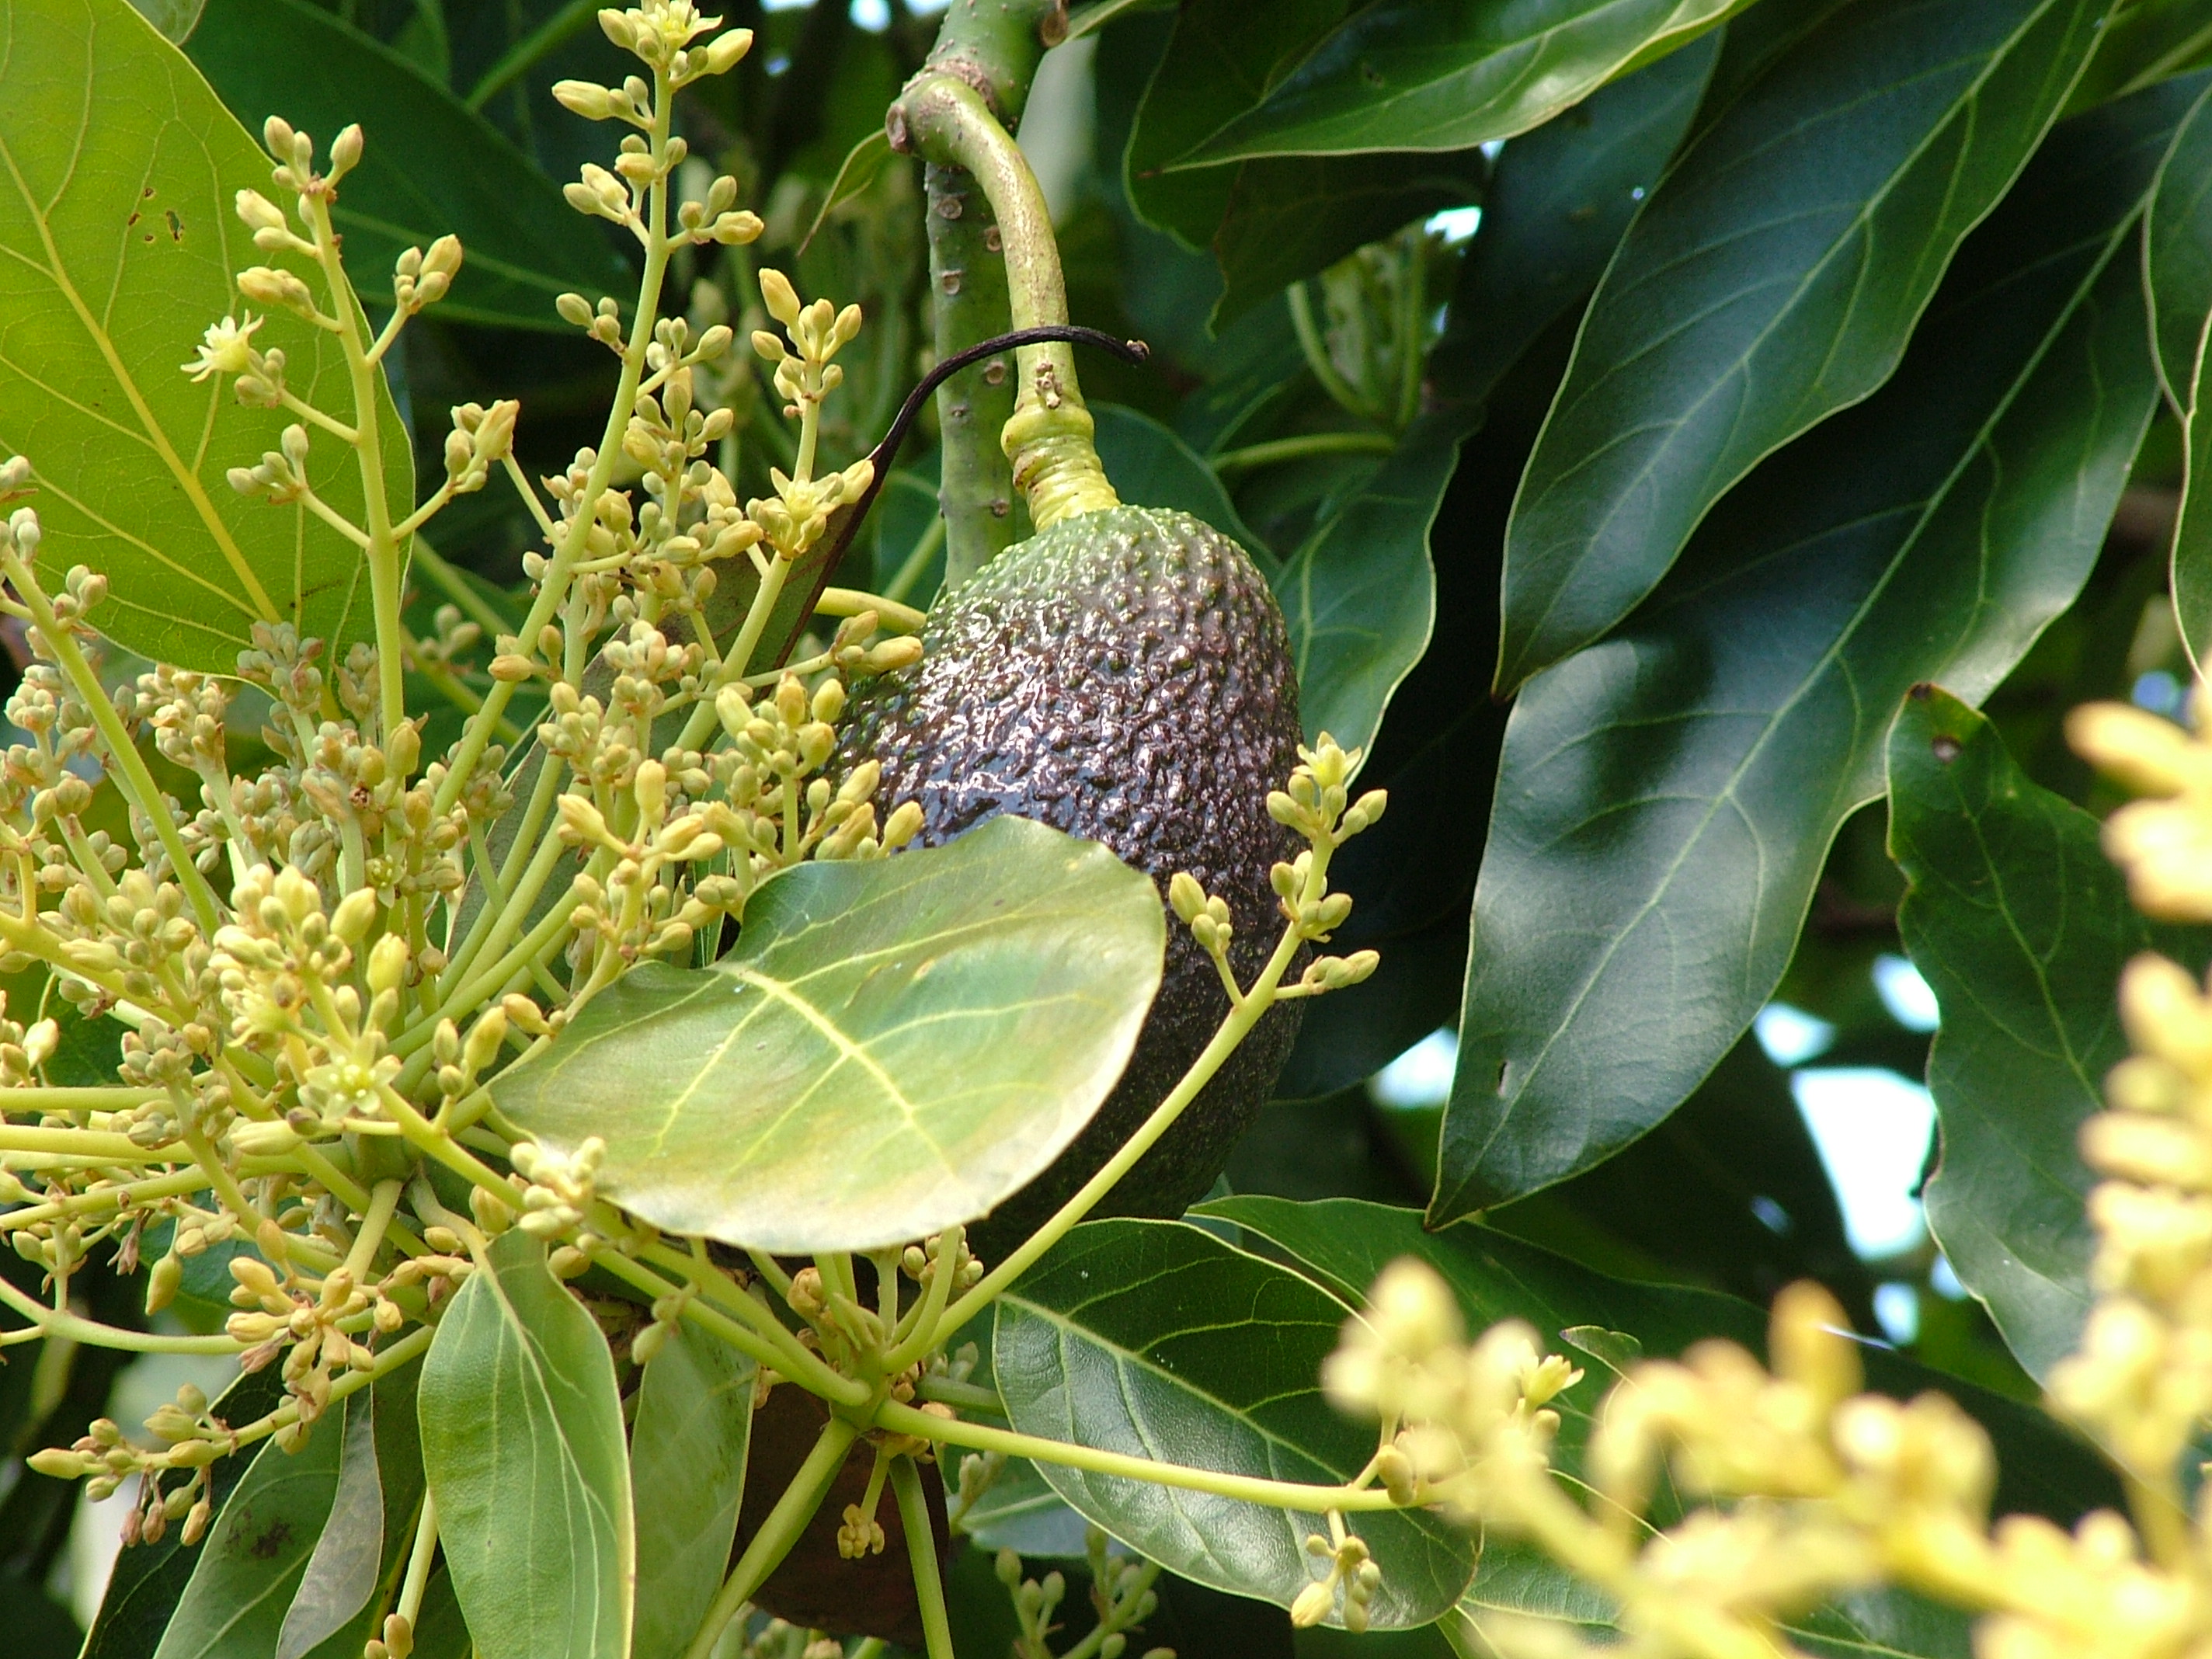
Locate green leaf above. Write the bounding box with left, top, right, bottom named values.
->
left=494, top=816, right=1166, bottom=1253
left=954, top=1455, right=1100, bottom=1560
left=2144, top=79, right=2212, bottom=662
left=1272, top=412, right=1468, bottom=761
left=1170, top=0, right=1740, bottom=165
left=629, top=1323, right=753, bottom=1659
left=1120, top=0, right=1485, bottom=323
left=1495, top=0, right=2109, bottom=691
left=1887, top=686, right=2209, bottom=1380
left=1207, top=151, right=1487, bottom=327
left=185, top=0, right=631, bottom=333
left=419, top=1228, right=633, bottom=1659
left=1092, top=402, right=1264, bottom=560
left=2064, top=0, right=2212, bottom=112
left=152, top=1393, right=353, bottom=1659
left=1435, top=80, right=2177, bottom=1221
left=1431, top=31, right=1717, bottom=408
left=1123, top=0, right=1344, bottom=252
left=1204, top=1196, right=2123, bottom=1552
left=276, top=1389, right=383, bottom=1659
left=299, top=1367, right=430, bottom=1659
left=0, top=0, right=412, bottom=673
left=81, top=1365, right=288, bottom=1659
left=127, top=0, right=204, bottom=41
left=993, top=1217, right=1477, bottom=1627
left=798, top=128, right=894, bottom=255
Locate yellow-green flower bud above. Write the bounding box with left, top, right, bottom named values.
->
left=367, top=933, right=409, bottom=997
left=759, top=268, right=801, bottom=327
left=329, top=888, right=377, bottom=947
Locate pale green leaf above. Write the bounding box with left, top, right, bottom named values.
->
left=630, top=1323, right=752, bottom=1659
left=495, top=816, right=1166, bottom=1254
left=0, top=0, right=412, bottom=672
left=419, top=1229, right=633, bottom=1659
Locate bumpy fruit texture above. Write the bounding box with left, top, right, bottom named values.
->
left=840, top=506, right=1305, bottom=1249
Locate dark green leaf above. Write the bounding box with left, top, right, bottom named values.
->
left=1496, top=0, right=2108, bottom=690
left=1206, top=1195, right=2120, bottom=1524
left=301, top=1368, right=428, bottom=1659
left=2144, top=80, right=2212, bottom=660
left=1123, top=0, right=1344, bottom=252
left=1172, top=0, right=1739, bottom=163
left=0, top=0, right=410, bottom=672
left=1209, top=151, right=1487, bottom=326
left=2064, top=0, right=2212, bottom=111
left=1489, top=1034, right=1877, bottom=1330
left=78, top=1385, right=268, bottom=1655
left=495, top=816, right=1166, bottom=1253
left=152, top=1393, right=351, bottom=1659
left=186, top=0, right=632, bottom=332
left=993, top=1218, right=1477, bottom=1627
left=1273, top=412, right=1469, bottom=760
left=630, top=1323, right=753, bottom=1659
left=1271, top=927, right=1464, bottom=1103
left=1431, top=31, right=1717, bottom=408
left=2147, top=78, right=2212, bottom=405
left=1091, top=402, right=1264, bottom=558
left=1435, top=80, right=2175, bottom=1219
left=1887, top=686, right=2208, bottom=1379
left=1120, top=0, right=1485, bottom=322
left=419, top=1229, right=632, bottom=1659
left=275, top=1389, right=382, bottom=1659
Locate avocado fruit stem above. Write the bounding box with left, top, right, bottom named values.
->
left=890, top=73, right=1120, bottom=532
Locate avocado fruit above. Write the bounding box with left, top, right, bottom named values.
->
left=840, top=504, right=1306, bottom=1254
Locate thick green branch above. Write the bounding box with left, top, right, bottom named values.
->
left=891, top=75, right=1117, bottom=532
left=923, top=160, right=1019, bottom=588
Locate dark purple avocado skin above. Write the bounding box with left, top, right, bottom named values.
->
left=838, top=504, right=1304, bottom=1254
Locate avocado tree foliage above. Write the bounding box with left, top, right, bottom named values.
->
left=1, top=0, right=2210, bottom=1655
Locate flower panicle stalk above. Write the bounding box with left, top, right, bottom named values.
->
left=0, top=1, right=928, bottom=1542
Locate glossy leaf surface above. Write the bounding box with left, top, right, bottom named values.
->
left=1175, top=0, right=1738, bottom=163
left=82, top=1367, right=287, bottom=1659
left=1497, top=0, right=2106, bottom=689
left=0, top=0, right=411, bottom=670
left=1888, top=687, right=2209, bottom=1380
left=1121, top=0, right=1486, bottom=322
left=1431, top=30, right=1717, bottom=408
left=1205, top=1196, right=2120, bottom=1530
left=993, top=1218, right=1476, bottom=1626
left=419, top=1229, right=633, bottom=1659
left=187, top=0, right=632, bottom=331
left=2145, top=80, right=2212, bottom=663
left=1273, top=412, right=1468, bottom=761
left=629, top=1323, right=753, bottom=1659
left=1091, top=402, right=1263, bottom=558
left=1436, top=82, right=2175, bottom=1219
left=151, top=1393, right=350, bottom=1659
left=496, top=816, right=1165, bottom=1252
left=275, top=1389, right=383, bottom=1659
